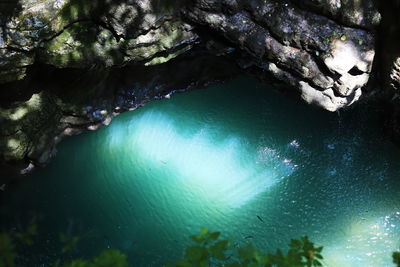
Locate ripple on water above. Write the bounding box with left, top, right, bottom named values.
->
left=1, top=77, right=400, bottom=266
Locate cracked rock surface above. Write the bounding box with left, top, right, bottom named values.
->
left=183, top=0, right=376, bottom=111
left=0, top=0, right=197, bottom=80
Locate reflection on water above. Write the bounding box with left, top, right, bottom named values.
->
left=324, top=212, right=400, bottom=266
left=1, top=76, right=400, bottom=266
left=108, top=110, right=296, bottom=208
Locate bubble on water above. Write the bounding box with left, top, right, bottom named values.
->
left=289, top=140, right=300, bottom=148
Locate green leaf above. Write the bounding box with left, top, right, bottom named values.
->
left=226, top=262, right=241, bottom=267
left=190, top=227, right=209, bottom=244
left=185, top=246, right=207, bottom=262
left=315, top=253, right=323, bottom=259
left=199, top=260, right=210, bottom=267
left=254, top=253, right=270, bottom=264
left=393, top=251, right=400, bottom=267
left=0, top=232, right=16, bottom=267
left=175, top=260, right=192, bottom=267
left=340, top=34, right=347, bottom=41
left=290, top=239, right=301, bottom=250
left=26, top=224, right=38, bottom=236
left=238, top=242, right=255, bottom=261
left=60, top=233, right=81, bottom=254
left=62, top=259, right=92, bottom=267
left=209, top=232, right=220, bottom=241
left=315, top=246, right=323, bottom=253
left=210, top=240, right=229, bottom=260
left=199, top=227, right=209, bottom=236
left=314, top=259, right=323, bottom=266
left=14, top=232, right=33, bottom=246
left=190, top=235, right=205, bottom=243
left=92, top=249, right=128, bottom=267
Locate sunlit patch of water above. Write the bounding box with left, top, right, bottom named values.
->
left=107, top=110, right=296, bottom=208
left=323, top=211, right=400, bottom=267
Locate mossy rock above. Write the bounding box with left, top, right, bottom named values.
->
left=123, top=21, right=196, bottom=63
left=40, top=21, right=123, bottom=68
left=0, top=91, right=62, bottom=162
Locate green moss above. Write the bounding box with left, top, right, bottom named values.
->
left=0, top=92, right=62, bottom=162
left=60, top=0, right=94, bottom=22
left=42, top=20, right=123, bottom=68
left=145, top=45, right=192, bottom=66
left=123, top=21, right=193, bottom=64
left=0, top=68, right=28, bottom=84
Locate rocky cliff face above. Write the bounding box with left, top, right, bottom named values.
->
left=0, top=0, right=398, bottom=178
left=184, top=0, right=378, bottom=111
left=0, top=0, right=198, bottom=82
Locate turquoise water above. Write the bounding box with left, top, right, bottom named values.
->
left=1, top=76, right=400, bottom=266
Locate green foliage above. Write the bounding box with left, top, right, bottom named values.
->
left=0, top=222, right=128, bottom=267
left=60, top=233, right=81, bottom=254
left=393, top=251, right=400, bottom=267
left=14, top=222, right=38, bottom=246
left=92, top=249, right=128, bottom=267
left=1, top=224, right=399, bottom=266
left=0, top=232, right=17, bottom=267
left=62, top=249, right=128, bottom=267
left=0, top=219, right=38, bottom=267
left=169, top=227, right=324, bottom=267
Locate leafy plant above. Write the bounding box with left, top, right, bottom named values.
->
left=393, top=251, right=400, bottom=267
left=60, top=232, right=81, bottom=254
left=0, top=219, right=38, bottom=267
left=0, top=221, right=128, bottom=267
left=0, top=232, right=17, bottom=267
left=168, top=227, right=324, bottom=267
left=61, top=249, right=128, bottom=267
left=1, top=224, right=399, bottom=267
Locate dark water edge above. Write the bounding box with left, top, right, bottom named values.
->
left=1, top=76, right=400, bottom=266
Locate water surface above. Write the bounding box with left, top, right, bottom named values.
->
left=1, top=76, right=400, bottom=266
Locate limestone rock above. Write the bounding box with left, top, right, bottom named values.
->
left=0, top=0, right=197, bottom=81
left=184, top=0, right=376, bottom=111
left=297, top=0, right=381, bottom=29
